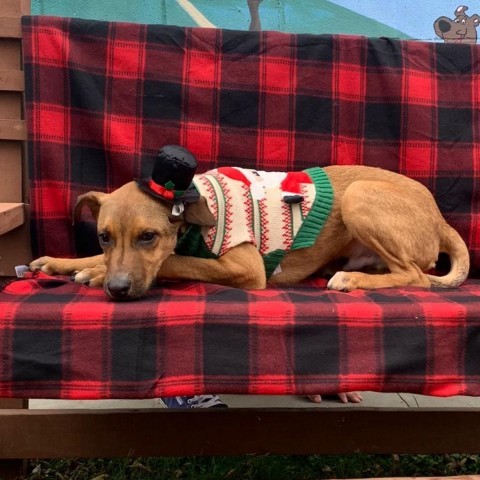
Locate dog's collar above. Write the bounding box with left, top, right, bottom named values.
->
left=175, top=224, right=217, bottom=259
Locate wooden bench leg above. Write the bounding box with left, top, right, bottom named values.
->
left=0, top=460, right=28, bottom=480
left=0, top=399, right=28, bottom=480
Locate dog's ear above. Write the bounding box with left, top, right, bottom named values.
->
left=73, top=191, right=107, bottom=225
left=183, top=197, right=216, bottom=226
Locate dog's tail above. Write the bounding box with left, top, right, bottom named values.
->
left=426, top=224, right=470, bottom=288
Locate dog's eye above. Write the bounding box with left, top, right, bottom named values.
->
left=139, top=232, right=156, bottom=243
left=98, top=232, right=110, bottom=244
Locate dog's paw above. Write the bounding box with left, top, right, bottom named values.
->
left=327, top=271, right=357, bottom=292
left=29, top=256, right=52, bottom=272
left=29, top=256, right=74, bottom=276
left=72, top=265, right=106, bottom=287
left=307, top=392, right=363, bottom=404
left=336, top=392, right=363, bottom=403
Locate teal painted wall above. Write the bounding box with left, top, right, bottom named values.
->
left=30, top=0, right=480, bottom=43
left=30, top=0, right=410, bottom=37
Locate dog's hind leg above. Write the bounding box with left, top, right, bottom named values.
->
left=327, top=180, right=439, bottom=291
left=327, top=267, right=430, bottom=291
left=157, top=243, right=267, bottom=289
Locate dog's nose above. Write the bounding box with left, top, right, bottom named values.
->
left=438, top=20, right=452, bottom=33
left=106, top=275, right=132, bottom=299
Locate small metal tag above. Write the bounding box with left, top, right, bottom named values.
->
left=172, top=203, right=185, bottom=217
left=15, top=265, right=30, bottom=278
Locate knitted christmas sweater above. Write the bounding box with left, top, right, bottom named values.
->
left=175, top=166, right=334, bottom=278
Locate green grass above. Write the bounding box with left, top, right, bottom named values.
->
left=21, top=454, right=480, bottom=480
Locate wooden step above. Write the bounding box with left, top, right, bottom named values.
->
left=0, top=203, right=24, bottom=235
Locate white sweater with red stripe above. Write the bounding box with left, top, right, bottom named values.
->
left=176, top=166, right=333, bottom=278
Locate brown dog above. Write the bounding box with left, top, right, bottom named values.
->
left=30, top=164, right=470, bottom=300
left=30, top=157, right=469, bottom=406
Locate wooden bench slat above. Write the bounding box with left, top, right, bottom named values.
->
left=0, top=119, right=26, bottom=140
left=1, top=407, right=480, bottom=458
left=1, top=0, right=30, bottom=17
left=0, top=203, right=24, bottom=236
left=0, top=18, right=22, bottom=39
left=0, top=70, right=24, bottom=91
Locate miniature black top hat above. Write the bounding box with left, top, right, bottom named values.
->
left=136, top=145, right=200, bottom=204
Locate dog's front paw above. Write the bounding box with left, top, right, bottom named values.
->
left=30, top=256, right=75, bottom=276
left=327, top=271, right=358, bottom=292
left=72, top=265, right=106, bottom=287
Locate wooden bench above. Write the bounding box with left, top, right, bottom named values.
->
left=1, top=3, right=480, bottom=479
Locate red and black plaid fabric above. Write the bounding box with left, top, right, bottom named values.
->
left=22, top=16, right=480, bottom=269
left=2, top=274, right=480, bottom=399
left=0, top=15, right=475, bottom=399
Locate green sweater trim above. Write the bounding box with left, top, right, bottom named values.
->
left=263, top=249, right=287, bottom=278
left=291, top=167, right=334, bottom=251
left=175, top=224, right=218, bottom=259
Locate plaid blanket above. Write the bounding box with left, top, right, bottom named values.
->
left=1, top=274, right=480, bottom=399
left=23, top=16, right=480, bottom=271
left=0, top=16, right=476, bottom=398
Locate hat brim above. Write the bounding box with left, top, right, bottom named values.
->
left=136, top=178, right=200, bottom=204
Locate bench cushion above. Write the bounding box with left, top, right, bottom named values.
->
left=1, top=275, right=480, bottom=399
left=11, top=16, right=480, bottom=399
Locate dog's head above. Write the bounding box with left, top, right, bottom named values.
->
left=434, top=6, right=480, bottom=44
left=75, top=181, right=214, bottom=300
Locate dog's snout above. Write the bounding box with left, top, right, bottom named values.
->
left=106, top=275, right=132, bottom=300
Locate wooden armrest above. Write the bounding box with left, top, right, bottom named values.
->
left=0, top=18, right=21, bottom=39
left=0, top=203, right=24, bottom=235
